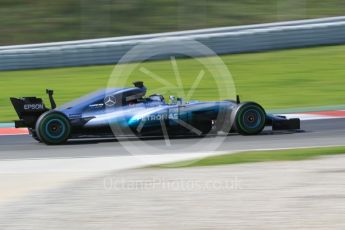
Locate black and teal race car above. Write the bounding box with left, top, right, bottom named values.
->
left=10, top=81, right=300, bottom=145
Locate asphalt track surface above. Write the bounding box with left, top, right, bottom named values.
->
left=0, top=118, right=344, bottom=160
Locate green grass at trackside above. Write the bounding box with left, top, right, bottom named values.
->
left=1, top=0, right=345, bottom=45
left=1, top=44, right=345, bottom=122
left=153, top=146, right=345, bottom=168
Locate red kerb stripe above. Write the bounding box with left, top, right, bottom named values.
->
left=0, top=128, right=29, bottom=135
left=304, top=110, right=345, bottom=117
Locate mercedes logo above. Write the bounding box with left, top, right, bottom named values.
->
left=104, top=95, right=116, bottom=107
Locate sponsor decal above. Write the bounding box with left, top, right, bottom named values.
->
left=69, top=114, right=82, bottom=119
left=104, top=96, right=117, bottom=107
left=89, top=103, right=104, bottom=109
left=143, top=113, right=178, bottom=121
left=23, top=104, right=44, bottom=110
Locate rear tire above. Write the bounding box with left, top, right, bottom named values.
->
left=231, top=102, right=266, bottom=135
left=35, top=111, right=71, bottom=145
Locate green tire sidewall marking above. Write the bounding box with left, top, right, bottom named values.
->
left=236, top=105, right=265, bottom=134
left=38, top=113, right=70, bottom=144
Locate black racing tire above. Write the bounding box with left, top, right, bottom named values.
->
left=28, top=128, right=41, bottom=142
left=231, top=102, right=266, bottom=135
left=35, top=111, right=71, bottom=145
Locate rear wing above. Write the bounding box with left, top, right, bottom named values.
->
left=10, top=89, right=56, bottom=128
left=10, top=97, right=48, bottom=128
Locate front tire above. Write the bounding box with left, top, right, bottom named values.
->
left=231, top=102, right=266, bottom=135
left=35, top=111, right=71, bottom=145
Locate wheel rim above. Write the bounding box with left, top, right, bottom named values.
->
left=44, top=119, right=66, bottom=139
left=237, top=105, right=265, bottom=134
left=242, top=109, right=262, bottom=129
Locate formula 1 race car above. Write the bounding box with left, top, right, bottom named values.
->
left=10, top=81, right=300, bottom=145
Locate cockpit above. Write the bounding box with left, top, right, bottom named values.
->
left=147, top=94, right=165, bottom=103
left=126, top=82, right=166, bottom=105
